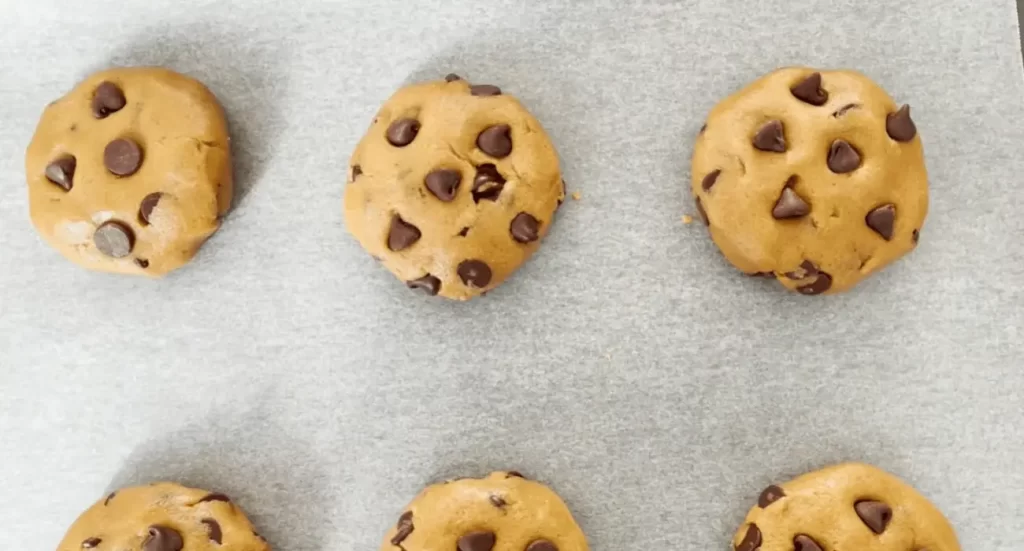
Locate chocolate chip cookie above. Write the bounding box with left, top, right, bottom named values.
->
left=345, top=75, right=565, bottom=300
left=381, top=471, right=587, bottom=551
left=734, top=463, right=959, bottom=551
left=56, top=483, right=269, bottom=551
left=26, top=67, right=232, bottom=276
left=692, top=68, right=927, bottom=294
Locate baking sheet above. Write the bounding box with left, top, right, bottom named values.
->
left=1, top=0, right=1023, bottom=549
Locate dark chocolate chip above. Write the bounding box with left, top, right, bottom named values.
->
left=82, top=537, right=102, bottom=548
left=912, top=229, right=920, bottom=243
left=457, top=531, right=496, bottom=551
left=735, top=524, right=762, bottom=551
left=772, top=186, right=810, bottom=219
left=93, top=221, right=134, bottom=258
left=827, top=140, right=861, bottom=173
left=198, top=493, right=231, bottom=504
left=351, top=165, right=363, bottom=180
left=477, top=124, right=512, bottom=158
left=91, top=81, right=126, bottom=119
left=785, top=260, right=819, bottom=280
left=472, top=164, right=506, bottom=202
left=855, top=500, right=892, bottom=534
left=45, top=155, right=77, bottom=191
left=793, top=534, right=824, bottom=551
left=695, top=197, right=709, bottom=226
left=445, top=73, right=462, bottom=82
left=104, top=492, right=116, bottom=505
left=489, top=495, right=506, bottom=508
left=886, top=105, right=917, bottom=142
left=407, top=275, right=441, bottom=296
left=458, top=259, right=492, bottom=288
left=470, top=84, right=502, bottom=96
left=143, top=525, right=183, bottom=551
left=104, top=138, right=143, bottom=176
left=866, top=204, right=896, bottom=240
left=458, top=227, right=470, bottom=237
left=791, top=72, right=828, bottom=106
left=202, top=518, right=222, bottom=544
left=386, top=118, right=420, bottom=147
left=391, top=512, right=414, bottom=546
left=425, top=169, right=462, bottom=201
left=388, top=215, right=421, bottom=251
left=138, top=192, right=163, bottom=226
left=758, top=485, right=786, bottom=507
left=701, top=169, right=721, bottom=192
left=506, top=471, right=525, bottom=478
left=510, top=212, right=541, bottom=243
left=526, top=540, right=558, bottom=551
left=753, top=120, right=786, bottom=152
left=134, top=258, right=150, bottom=269
left=797, top=272, right=833, bottom=295
left=832, top=103, right=860, bottom=117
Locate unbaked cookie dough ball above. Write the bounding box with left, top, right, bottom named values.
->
left=26, top=67, right=232, bottom=276
left=345, top=75, right=565, bottom=300
left=691, top=68, right=927, bottom=295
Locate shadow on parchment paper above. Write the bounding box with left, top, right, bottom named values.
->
left=95, top=21, right=291, bottom=213
left=105, top=400, right=329, bottom=550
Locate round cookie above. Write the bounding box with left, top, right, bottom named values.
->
left=345, top=75, right=565, bottom=300
left=691, top=68, right=927, bottom=295
left=56, top=483, right=269, bottom=551
left=733, top=463, right=959, bottom=551
left=381, top=471, right=588, bottom=551
left=26, top=67, right=232, bottom=276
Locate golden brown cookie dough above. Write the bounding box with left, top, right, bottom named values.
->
left=56, top=483, right=269, bottom=551
left=26, top=67, right=232, bottom=276
left=691, top=68, right=927, bottom=295
left=381, top=471, right=588, bottom=551
left=345, top=75, right=565, bottom=300
left=733, top=463, right=959, bottom=551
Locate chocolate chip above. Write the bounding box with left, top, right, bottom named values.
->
left=425, top=169, right=462, bottom=201
left=202, top=518, right=222, bottom=544
left=510, top=213, right=540, bottom=243
left=407, top=275, right=441, bottom=296
left=793, top=534, right=824, bottom=551
left=701, top=169, right=721, bottom=192
left=748, top=271, right=776, bottom=279
left=470, top=84, right=502, bottom=96
left=866, top=204, right=896, bottom=240
left=827, top=140, right=861, bottom=173
left=457, top=531, right=496, bottom=551
left=489, top=495, right=506, bottom=508
left=526, top=540, right=558, bottom=551
left=386, top=118, right=420, bottom=147
left=798, top=272, right=833, bottom=295
left=93, top=221, right=134, bottom=258
left=772, top=186, right=810, bottom=219
left=477, top=124, right=512, bottom=158
left=753, top=120, right=786, bottom=152
left=445, top=73, right=462, bottom=82
left=785, top=260, right=818, bottom=280
left=735, top=524, right=761, bottom=551
left=855, top=500, right=892, bottom=534
left=832, top=103, right=860, bottom=117
left=138, top=192, right=163, bottom=226
left=198, top=493, right=231, bottom=503
left=104, top=492, right=116, bottom=505
left=758, top=485, right=785, bottom=507
left=699, top=123, right=707, bottom=134
left=351, top=165, right=363, bottom=180
left=134, top=258, right=150, bottom=269
left=472, top=164, right=506, bottom=202
left=391, top=512, right=414, bottom=546
left=458, top=227, right=470, bottom=237
left=45, top=155, right=76, bottom=191
left=104, top=138, right=143, bottom=176
left=791, top=72, right=828, bottom=106
left=143, top=525, right=183, bottom=551
left=388, top=215, right=421, bottom=251
left=82, top=537, right=102, bottom=548
left=886, top=105, right=917, bottom=142
left=91, top=81, right=126, bottom=119
left=695, top=197, right=709, bottom=226
left=506, top=471, right=525, bottom=478
left=458, top=259, right=492, bottom=288
left=912, top=229, right=920, bottom=243
left=253, top=531, right=266, bottom=543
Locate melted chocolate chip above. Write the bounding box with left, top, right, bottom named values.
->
left=457, top=531, right=496, bottom=551
left=82, top=537, right=102, bottom=548
left=913, top=229, right=920, bottom=244
left=134, top=258, right=150, bottom=269
left=791, top=72, right=828, bottom=106
left=866, top=204, right=896, bottom=240
left=472, top=164, right=506, bottom=202
left=695, top=197, right=709, bottom=226
left=758, top=485, right=785, bottom=507
left=753, top=120, right=786, bottom=152
left=735, top=524, right=761, bottom=551
left=202, top=518, right=222, bottom=544
left=197, top=493, right=231, bottom=503
left=387, top=119, right=420, bottom=147
left=93, top=221, right=134, bottom=258
left=45, top=155, right=76, bottom=191
left=104, top=492, right=116, bottom=505
left=104, top=138, right=143, bottom=176
left=489, top=495, right=507, bottom=508
left=425, top=169, right=462, bottom=201
left=827, top=140, right=861, bottom=173
left=798, top=272, right=833, bottom=295
left=701, top=169, right=721, bottom=192
left=855, top=500, right=892, bottom=534
left=793, top=534, right=824, bottom=551
left=445, top=73, right=462, bottom=82
left=138, top=192, right=163, bottom=226
left=886, top=105, right=917, bottom=142
left=351, top=165, right=363, bottom=180
left=510, top=213, right=540, bottom=243
left=388, top=215, right=421, bottom=251
left=142, top=525, right=183, bottom=551
left=91, top=82, right=126, bottom=119
left=458, top=259, right=492, bottom=288
left=407, top=275, right=441, bottom=296
left=470, top=84, right=502, bottom=96
left=477, top=124, right=512, bottom=158
left=391, top=512, right=414, bottom=546
left=506, top=471, right=525, bottom=478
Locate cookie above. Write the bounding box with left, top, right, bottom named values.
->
left=381, top=471, right=588, bottom=551
left=56, top=483, right=269, bottom=551
left=344, top=75, right=564, bottom=300
left=691, top=68, right=927, bottom=294
left=25, top=67, right=232, bottom=276
left=734, top=463, right=959, bottom=551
